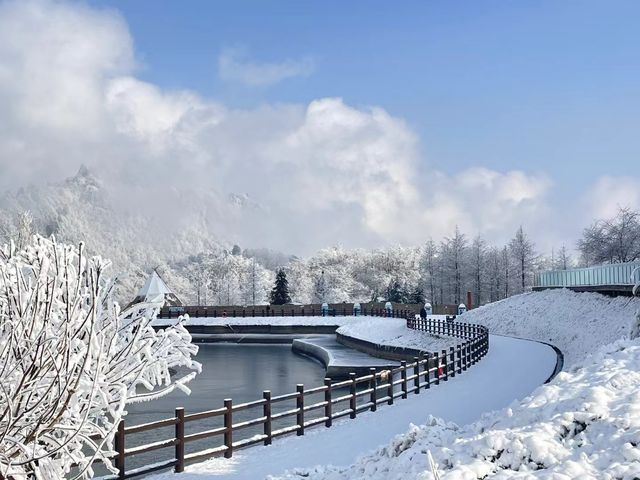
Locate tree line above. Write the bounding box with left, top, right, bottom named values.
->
left=3, top=205, right=639, bottom=308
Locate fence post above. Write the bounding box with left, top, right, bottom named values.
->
left=424, top=353, right=431, bottom=389
left=442, top=349, right=448, bottom=381
left=463, top=342, right=469, bottom=371
left=263, top=391, right=272, bottom=445
left=324, top=378, right=332, bottom=427
left=224, top=399, right=233, bottom=458
left=296, top=384, right=305, bottom=436
left=369, top=368, right=377, bottom=412
left=435, top=352, right=441, bottom=385
left=387, top=369, right=394, bottom=405
left=174, top=407, right=185, bottom=473
left=400, top=361, right=408, bottom=399
left=413, top=357, right=420, bottom=394
left=114, top=419, right=125, bottom=479
left=449, top=346, right=456, bottom=378
left=349, top=372, right=357, bottom=419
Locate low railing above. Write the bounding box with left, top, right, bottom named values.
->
left=102, top=316, right=488, bottom=479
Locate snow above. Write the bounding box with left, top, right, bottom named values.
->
left=292, top=336, right=397, bottom=371
left=460, top=289, right=640, bottom=367
left=268, top=338, right=640, bottom=479
left=149, top=335, right=557, bottom=480
left=337, top=317, right=457, bottom=353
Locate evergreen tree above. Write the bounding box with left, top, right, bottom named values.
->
left=408, top=285, right=425, bottom=304
left=387, top=278, right=406, bottom=303
left=270, top=268, right=291, bottom=305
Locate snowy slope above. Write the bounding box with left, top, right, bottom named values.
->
left=460, top=289, right=640, bottom=367
left=270, top=337, right=640, bottom=480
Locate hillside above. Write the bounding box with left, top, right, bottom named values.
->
left=461, top=289, right=640, bottom=367
left=0, top=167, right=250, bottom=301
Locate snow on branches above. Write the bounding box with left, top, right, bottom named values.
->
left=0, top=236, right=200, bottom=479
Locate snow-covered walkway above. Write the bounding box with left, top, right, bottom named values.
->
left=150, top=335, right=558, bottom=480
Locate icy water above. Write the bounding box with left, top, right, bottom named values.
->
left=119, top=344, right=327, bottom=473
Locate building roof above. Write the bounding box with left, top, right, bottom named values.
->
left=130, top=270, right=183, bottom=307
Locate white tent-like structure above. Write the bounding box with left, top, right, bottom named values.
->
left=130, top=271, right=182, bottom=307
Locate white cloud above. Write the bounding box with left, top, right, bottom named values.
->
left=0, top=0, right=560, bottom=254
left=218, top=47, right=315, bottom=87
left=587, top=176, right=640, bottom=219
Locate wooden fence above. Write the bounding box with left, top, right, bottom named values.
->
left=102, top=316, right=488, bottom=479
left=158, top=304, right=419, bottom=319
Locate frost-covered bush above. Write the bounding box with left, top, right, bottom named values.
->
left=0, top=236, right=200, bottom=479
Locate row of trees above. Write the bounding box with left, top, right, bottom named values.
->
left=165, top=225, right=539, bottom=307
left=184, top=207, right=640, bottom=308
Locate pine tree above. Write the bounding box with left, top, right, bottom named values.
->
left=387, top=278, right=406, bottom=303
left=270, top=268, right=291, bottom=305
left=409, top=285, right=425, bottom=304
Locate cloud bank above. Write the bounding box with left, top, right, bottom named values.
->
left=0, top=0, right=611, bottom=255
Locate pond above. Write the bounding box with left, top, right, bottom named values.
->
left=120, top=343, right=327, bottom=473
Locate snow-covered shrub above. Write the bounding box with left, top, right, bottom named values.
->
left=0, top=236, right=200, bottom=479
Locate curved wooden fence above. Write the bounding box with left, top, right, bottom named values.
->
left=102, top=315, right=489, bottom=479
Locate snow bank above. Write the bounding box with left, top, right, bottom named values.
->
left=337, top=318, right=455, bottom=353
left=270, top=337, right=640, bottom=480
left=461, top=289, right=640, bottom=367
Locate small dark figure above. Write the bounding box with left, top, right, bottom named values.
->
left=419, top=306, right=427, bottom=319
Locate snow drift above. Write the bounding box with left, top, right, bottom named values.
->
left=461, top=288, right=640, bottom=367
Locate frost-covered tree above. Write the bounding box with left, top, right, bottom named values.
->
left=509, top=226, right=536, bottom=293
left=486, top=247, right=502, bottom=302
left=420, top=239, right=438, bottom=304
left=285, top=259, right=313, bottom=304
left=441, top=227, right=468, bottom=304
left=578, top=207, right=640, bottom=265
left=0, top=236, right=200, bottom=479
left=554, top=245, right=572, bottom=270
left=470, top=235, right=487, bottom=307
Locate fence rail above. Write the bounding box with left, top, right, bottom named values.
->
left=158, top=304, right=419, bottom=319
left=103, top=315, right=489, bottom=479
left=534, top=261, right=640, bottom=289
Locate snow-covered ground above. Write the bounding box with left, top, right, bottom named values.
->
left=153, top=315, right=357, bottom=328
left=460, top=289, right=640, bottom=367
left=270, top=337, right=640, bottom=480
left=337, top=317, right=457, bottom=353
left=150, top=335, right=556, bottom=480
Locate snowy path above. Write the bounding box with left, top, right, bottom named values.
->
left=150, top=335, right=558, bottom=480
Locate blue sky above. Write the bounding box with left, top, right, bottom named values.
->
left=88, top=0, right=639, bottom=183
left=1, top=0, right=638, bottom=253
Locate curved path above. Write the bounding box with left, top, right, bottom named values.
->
left=151, top=334, right=557, bottom=480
